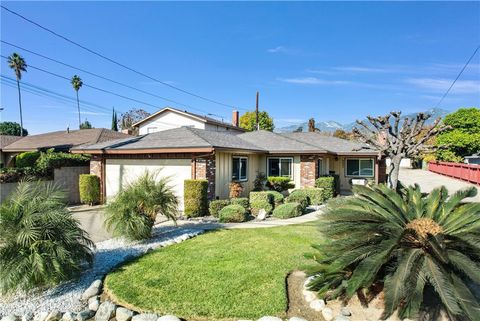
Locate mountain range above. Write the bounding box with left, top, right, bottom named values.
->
left=275, top=108, right=451, bottom=133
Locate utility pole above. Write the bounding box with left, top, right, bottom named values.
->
left=255, top=91, right=259, bottom=131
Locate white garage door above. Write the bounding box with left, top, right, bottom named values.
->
left=105, top=158, right=191, bottom=211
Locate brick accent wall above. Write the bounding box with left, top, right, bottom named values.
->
left=300, top=155, right=318, bottom=187
left=90, top=156, right=105, bottom=203
left=191, top=155, right=216, bottom=200
left=193, top=158, right=207, bottom=179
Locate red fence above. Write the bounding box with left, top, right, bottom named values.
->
left=428, top=161, right=480, bottom=185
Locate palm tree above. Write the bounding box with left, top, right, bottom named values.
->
left=308, top=184, right=480, bottom=321
left=7, top=53, right=27, bottom=136
left=71, top=75, right=83, bottom=129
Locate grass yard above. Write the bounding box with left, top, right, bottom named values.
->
left=104, top=223, right=320, bottom=320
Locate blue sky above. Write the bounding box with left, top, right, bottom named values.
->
left=1, top=1, right=479, bottom=134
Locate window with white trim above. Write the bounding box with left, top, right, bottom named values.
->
left=267, top=157, right=293, bottom=178
left=232, top=156, right=248, bottom=181
left=346, top=158, right=374, bottom=177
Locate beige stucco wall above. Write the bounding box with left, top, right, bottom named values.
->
left=105, top=158, right=191, bottom=210
left=326, top=156, right=376, bottom=192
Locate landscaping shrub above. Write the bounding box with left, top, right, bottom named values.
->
left=218, top=204, right=247, bottom=223
left=230, top=197, right=249, bottom=211
left=15, top=151, right=40, bottom=168
left=79, top=174, right=100, bottom=205
left=303, top=188, right=325, bottom=205
left=209, top=199, right=230, bottom=217
left=35, top=149, right=89, bottom=173
left=315, top=176, right=336, bottom=199
left=253, top=172, right=267, bottom=191
left=272, top=202, right=303, bottom=219
left=266, top=190, right=284, bottom=206
left=266, top=176, right=294, bottom=192
left=184, top=179, right=208, bottom=217
left=285, top=190, right=308, bottom=212
left=0, top=181, right=94, bottom=293
left=229, top=181, right=243, bottom=198
left=250, top=191, right=274, bottom=215
left=0, top=167, right=48, bottom=183
left=309, top=184, right=480, bottom=321
left=105, top=172, right=178, bottom=241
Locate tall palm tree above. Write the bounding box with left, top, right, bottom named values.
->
left=71, top=75, right=83, bottom=129
left=309, top=184, right=480, bottom=321
left=7, top=53, right=27, bottom=136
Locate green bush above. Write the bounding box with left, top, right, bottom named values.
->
left=285, top=190, right=308, bottom=212
left=35, top=149, right=89, bottom=173
left=266, top=176, right=294, bottom=192
left=79, top=174, right=100, bottom=205
left=218, top=204, right=247, bottom=223
left=266, top=191, right=284, bottom=206
left=273, top=202, right=303, bottom=219
left=184, top=179, right=208, bottom=217
left=303, top=188, right=325, bottom=205
left=15, top=151, right=40, bottom=168
left=0, top=181, right=94, bottom=293
left=209, top=199, right=230, bottom=217
left=0, top=167, right=48, bottom=183
left=105, top=172, right=178, bottom=241
left=250, top=191, right=274, bottom=215
left=230, top=197, right=249, bottom=211
left=315, top=176, right=336, bottom=199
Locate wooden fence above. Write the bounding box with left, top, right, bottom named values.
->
left=428, top=161, right=480, bottom=185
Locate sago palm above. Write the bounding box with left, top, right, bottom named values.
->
left=104, top=171, right=179, bottom=241
left=71, top=75, right=83, bottom=129
left=309, top=184, right=480, bottom=321
left=7, top=53, right=27, bottom=137
left=0, top=181, right=94, bottom=293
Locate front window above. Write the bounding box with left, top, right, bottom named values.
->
left=268, top=157, right=293, bottom=178
left=346, top=158, right=374, bottom=177
left=232, top=157, right=248, bottom=181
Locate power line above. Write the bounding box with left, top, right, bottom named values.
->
left=435, top=44, right=480, bottom=108
left=1, top=5, right=246, bottom=111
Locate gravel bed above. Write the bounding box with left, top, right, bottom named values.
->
left=0, top=225, right=205, bottom=317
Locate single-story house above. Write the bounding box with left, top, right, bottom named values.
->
left=132, top=107, right=245, bottom=135
left=72, top=127, right=386, bottom=210
left=0, top=135, right=23, bottom=168
left=1, top=128, right=130, bottom=167
left=465, top=152, right=480, bottom=165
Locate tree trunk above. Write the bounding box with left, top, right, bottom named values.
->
left=76, top=91, right=81, bottom=129
left=16, top=79, right=24, bottom=136
left=388, top=156, right=402, bottom=190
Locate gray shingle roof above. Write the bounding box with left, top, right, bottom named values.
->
left=238, top=130, right=327, bottom=153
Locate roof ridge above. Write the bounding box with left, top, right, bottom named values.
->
left=93, top=128, right=105, bottom=143
left=183, top=127, right=213, bottom=147
left=278, top=131, right=332, bottom=152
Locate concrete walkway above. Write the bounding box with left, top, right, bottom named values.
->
left=399, top=168, right=480, bottom=202
left=71, top=206, right=322, bottom=243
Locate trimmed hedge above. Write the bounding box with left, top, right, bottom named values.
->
left=230, top=197, right=249, bottom=211
left=266, top=176, right=294, bottom=192
left=315, top=176, right=336, bottom=200
left=15, top=151, right=41, bottom=168
left=218, top=204, right=247, bottom=223
left=184, top=179, right=208, bottom=217
left=285, top=191, right=308, bottom=212
left=209, top=199, right=230, bottom=217
left=79, top=174, right=100, bottom=205
left=36, top=150, right=89, bottom=173
left=266, top=191, right=284, bottom=206
left=250, top=191, right=274, bottom=216
left=273, top=202, right=303, bottom=219
left=303, top=188, right=325, bottom=205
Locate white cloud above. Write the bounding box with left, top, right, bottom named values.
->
left=406, top=78, right=480, bottom=94
left=77, top=111, right=108, bottom=116
left=267, top=46, right=286, bottom=53
left=332, top=66, right=393, bottom=73
left=277, top=77, right=350, bottom=85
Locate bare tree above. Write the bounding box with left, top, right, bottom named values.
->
left=352, top=111, right=450, bottom=189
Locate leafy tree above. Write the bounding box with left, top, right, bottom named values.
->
left=80, top=120, right=93, bottom=129
left=309, top=184, right=480, bottom=321
left=0, top=121, right=28, bottom=136
left=119, top=108, right=151, bottom=132
left=0, top=181, right=94, bottom=293
left=7, top=53, right=27, bottom=137
left=353, top=111, right=449, bottom=189
left=104, top=172, right=178, bottom=241
left=239, top=111, right=274, bottom=131
left=71, top=75, right=83, bottom=129
left=436, top=108, right=480, bottom=162
left=111, top=108, right=118, bottom=131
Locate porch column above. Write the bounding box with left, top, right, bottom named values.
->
left=300, top=155, right=316, bottom=187
left=90, top=154, right=106, bottom=203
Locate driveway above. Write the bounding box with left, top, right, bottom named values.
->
left=399, top=168, right=480, bottom=202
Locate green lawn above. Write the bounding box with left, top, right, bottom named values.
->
left=104, top=223, right=320, bottom=320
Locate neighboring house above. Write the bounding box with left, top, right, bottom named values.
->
left=1, top=128, right=130, bottom=167
left=72, top=127, right=385, bottom=210
left=465, top=152, right=480, bottom=165
left=133, top=107, right=245, bottom=134
left=0, top=135, right=22, bottom=168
